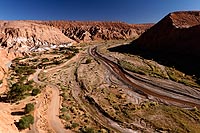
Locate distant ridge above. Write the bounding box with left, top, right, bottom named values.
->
left=131, top=11, right=200, bottom=57
left=36, top=21, right=153, bottom=42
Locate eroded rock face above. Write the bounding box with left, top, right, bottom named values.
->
left=0, top=21, right=74, bottom=52
left=37, top=21, right=153, bottom=42
left=131, top=11, right=200, bottom=57
left=0, top=21, right=153, bottom=47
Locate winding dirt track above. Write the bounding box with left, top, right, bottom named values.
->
left=29, top=59, right=80, bottom=132
left=89, top=46, right=200, bottom=108
left=47, top=85, right=66, bottom=133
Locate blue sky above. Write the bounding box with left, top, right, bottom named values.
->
left=0, top=0, right=200, bottom=23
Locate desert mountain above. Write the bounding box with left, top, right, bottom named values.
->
left=0, top=21, right=152, bottom=51
left=0, top=21, right=74, bottom=53
left=37, top=21, right=152, bottom=42
left=131, top=11, right=200, bottom=57
left=110, top=11, right=200, bottom=76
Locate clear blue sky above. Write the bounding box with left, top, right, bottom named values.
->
left=0, top=0, right=200, bottom=23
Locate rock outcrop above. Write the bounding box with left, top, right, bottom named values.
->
left=37, top=21, right=153, bottom=42
left=131, top=11, right=200, bottom=57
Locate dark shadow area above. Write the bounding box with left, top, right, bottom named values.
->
left=109, top=43, right=200, bottom=81
left=11, top=111, right=25, bottom=116
left=0, top=95, right=8, bottom=102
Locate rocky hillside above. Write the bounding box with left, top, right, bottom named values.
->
left=0, top=21, right=152, bottom=51
left=131, top=11, right=200, bottom=57
left=110, top=11, right=200, bottom=77
left=0, top=21, right=74, bottom=53
left=37, top=21, right=152, bottom=42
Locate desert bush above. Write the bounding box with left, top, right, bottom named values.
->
left=16, top=115, right=34, bottom=130
left=41, top=58, right=49, bottom=62
left=59, top=113, right=71, bottom=121
left=85, top=58, right=92, bottom=64
left=61, top=107, right=68, bottom=112
left=31, top=88, right=41, bottom=96
left=7, top=82, right=35, bottom=102
left=80, top=126, right=95, bottom=133
left=71, top=122, right=79, bottom=128
left=14, top=66, right=36, bottom=75
left=24, top=103, right=34, bottom=114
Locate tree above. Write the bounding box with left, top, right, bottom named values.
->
left=17, top=115, right=34, bottom=130
left=24, top=103, right=34, bottom=114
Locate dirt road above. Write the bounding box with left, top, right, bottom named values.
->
left=28, top=53, right=83, bottom=133
left=47, top=85, right=67, bottom=133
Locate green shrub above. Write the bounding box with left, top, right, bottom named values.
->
left=61, top=107, right=68, bottom=113
left=80, top=126, right=95, bottom=133
left=41, top=58, right=49, bottom=62
left=14, top=66, right=36, bottom=75
left=31, top=88, right=41, bottom=96
left=71, top=122, right=79, bottom=128
left=65, top=114, right=71, bottom=121
left=85, top=58, right=92, bottom=64
left=7, top=82, right=35, bottom=102
left=17, top=115, right=34, bottom=130
left=59, top=113, right=71, bottom=121
left=24, top=103, right=34, bottom=114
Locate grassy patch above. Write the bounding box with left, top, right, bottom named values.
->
left=118, top=60, right=147, bottom=75
left=137, top=105, right=200, bottom=132
left=166, top=67, right=200, bottom=88
left=119, top=59, right=200, bottom=88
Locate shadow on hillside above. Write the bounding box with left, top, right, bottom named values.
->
left=108, top=43, right=200, bottom=81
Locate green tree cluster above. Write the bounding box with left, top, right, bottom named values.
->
left=24, top=103, right=34, bottom=114
left=17, top=115, right=34, bottom=130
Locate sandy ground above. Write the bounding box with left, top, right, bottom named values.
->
left=0, top=103, right=19, bottom=133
